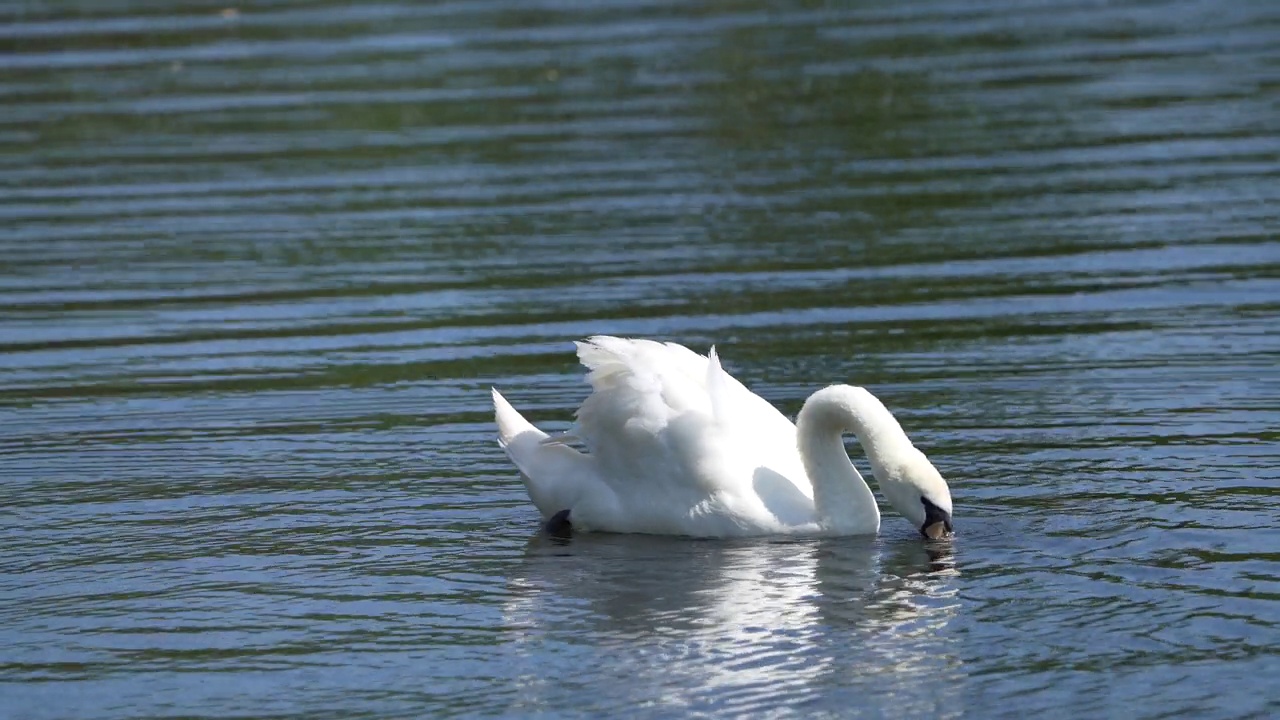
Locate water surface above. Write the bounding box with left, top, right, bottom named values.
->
left=3, top=0, right=1279, bottom=717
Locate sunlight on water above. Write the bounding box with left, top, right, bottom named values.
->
left=500, top=537, right=964, bottom=716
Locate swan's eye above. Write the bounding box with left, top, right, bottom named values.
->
left=920, top=496, right=953, bottom=539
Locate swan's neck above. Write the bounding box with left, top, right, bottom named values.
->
left=796, top=385, right=914, bottom=533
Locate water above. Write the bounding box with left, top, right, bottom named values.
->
left=3, top=0, right=1279, bottom=717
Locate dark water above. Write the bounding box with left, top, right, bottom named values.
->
left=3, top=0, right=1280, bottom=717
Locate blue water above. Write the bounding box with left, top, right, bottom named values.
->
left=2, top=0, right=1279, bottom=717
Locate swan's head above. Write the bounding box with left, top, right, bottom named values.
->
left=878, top=448, right=953, bottom=540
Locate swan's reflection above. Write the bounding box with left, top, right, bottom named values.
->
left=501, top=533, right=964, bottom=715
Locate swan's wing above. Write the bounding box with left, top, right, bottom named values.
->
left=576, top=335, right=711, bottom=432
left=573, top=337, right=711, bottom=501
left=573, top=337, right=812, bottom=502
left=701, top=345, right=808, bottom=502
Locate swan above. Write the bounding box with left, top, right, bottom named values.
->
left=492, top=336, right=953, bottom=539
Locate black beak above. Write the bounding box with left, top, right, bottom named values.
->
left=920, top=496, right=953, bottom=540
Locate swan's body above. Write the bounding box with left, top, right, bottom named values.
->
left=493, top=336, right=953, bottom=538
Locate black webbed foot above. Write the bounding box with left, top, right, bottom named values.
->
left=544, top=508, right=572, bottom=538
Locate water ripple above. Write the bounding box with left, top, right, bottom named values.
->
left=3, top=0, right=1279, bottom=718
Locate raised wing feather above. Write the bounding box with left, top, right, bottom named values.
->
left=572, top=336, right=812, bottom=505
left=704, top=347, right=813, bottom=498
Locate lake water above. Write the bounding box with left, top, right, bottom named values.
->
left=3, top=0, right=1279, bottom=717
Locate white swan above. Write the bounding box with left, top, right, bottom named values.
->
left=492, top=336, right=953, bottom=539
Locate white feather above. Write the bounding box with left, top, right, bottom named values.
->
left=493, top=336, right=953, bottom=538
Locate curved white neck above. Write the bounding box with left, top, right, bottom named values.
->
left=795, top=385, right=915, bottom=534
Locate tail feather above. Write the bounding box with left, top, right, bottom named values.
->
left=491, top=387, right=594, bottom=519
left=493, top=387, right=546, bottom=449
